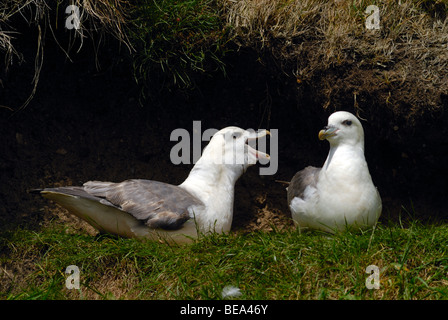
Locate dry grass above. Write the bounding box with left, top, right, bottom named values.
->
left=221, top=0, right=448, bottom=72
left=220, top=0, right=448, bottom=123
left=69, top=0, right=133, bottom=52
left=0, top=0, right=133, bottom=111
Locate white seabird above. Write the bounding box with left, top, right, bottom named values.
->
left=34, top=126, right=270, bottom=243
left=287, top=111, right=381, bottom=233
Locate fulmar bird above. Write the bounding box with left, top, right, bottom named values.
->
left=33, top=126, right=270, bottom=243
left=287, top=111, right=381, bottom=233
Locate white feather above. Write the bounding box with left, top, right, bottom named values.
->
left=221, top=285, right=242, bottom=299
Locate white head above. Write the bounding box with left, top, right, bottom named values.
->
left=199, top=126, right=270, bottom=176
left=318, top=111, right=365, bottom=150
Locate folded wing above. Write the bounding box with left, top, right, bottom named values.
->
left=43, top=179, right=204, bottom=230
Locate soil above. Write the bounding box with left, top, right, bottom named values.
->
left=1, top=29, right=448, bottom=238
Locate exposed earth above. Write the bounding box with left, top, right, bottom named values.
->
left=1, top=31, right=448, bottom=238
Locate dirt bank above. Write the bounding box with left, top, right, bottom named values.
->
left=1, top=40, right=447, bottom=238
left=1, top=2, right=448, bottom=237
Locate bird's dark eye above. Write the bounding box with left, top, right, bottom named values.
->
left=342, top=120, right=352, bottom=126
left=225, top=132, right=241, bottom=140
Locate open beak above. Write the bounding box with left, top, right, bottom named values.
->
left=246, top=129, right=270, bottom=160
left=318, top=126, right=338, bottom=140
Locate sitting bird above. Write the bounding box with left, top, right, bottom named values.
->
left=287, top=111, right=381, bottom=233
left=33, top=126, right=270, bottom=243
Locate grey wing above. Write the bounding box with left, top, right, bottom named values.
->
left=83, top=179, right=204, bottom=230
left=287, top=166, right=321, bottom=205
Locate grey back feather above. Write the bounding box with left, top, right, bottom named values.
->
left=287, top=166, right=321, bottom=205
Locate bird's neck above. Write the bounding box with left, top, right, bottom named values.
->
left=178, top=161, right=242, bottom=232
left=322, top=144, right=370, bottom=181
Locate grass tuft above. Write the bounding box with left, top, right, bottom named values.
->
left=129, top=0, right=231, bottom=91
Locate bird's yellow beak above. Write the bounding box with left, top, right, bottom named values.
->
left=318, top=126, right=338, bottom=140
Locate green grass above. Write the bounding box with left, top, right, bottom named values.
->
left=129, top=0, right=231, bottom=90
left=1, top=218, right=447, bottom=300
